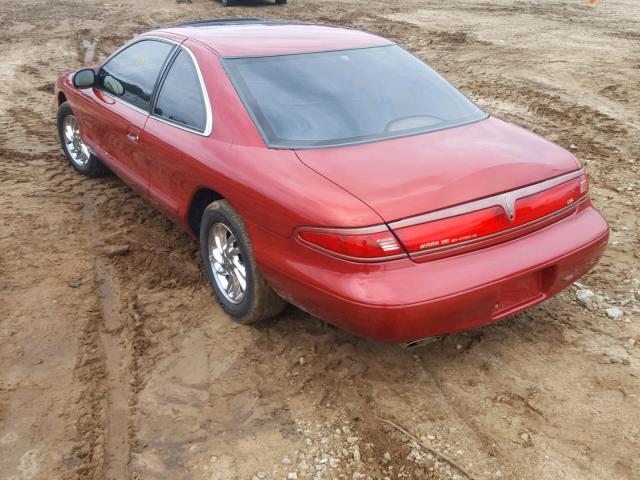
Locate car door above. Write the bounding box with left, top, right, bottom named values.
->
left=142, top=46, right=213, bottom=219
left=85, top=38, right=176, bottom=193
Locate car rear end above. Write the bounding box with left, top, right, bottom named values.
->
left=219, top=36, right=609, bottom=342
left=257, top=192, right=608, bottom=343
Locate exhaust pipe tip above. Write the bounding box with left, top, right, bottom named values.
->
left=404, top=336, right=442, bottom=349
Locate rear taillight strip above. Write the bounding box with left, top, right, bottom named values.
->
left=388, top=169, right=585, bottom=230
left=296, top=169, right=587, bottom=263
left=407, top=195, right=589, bottom=259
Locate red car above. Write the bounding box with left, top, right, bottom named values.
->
left=55, top=18, right=608, bottom=345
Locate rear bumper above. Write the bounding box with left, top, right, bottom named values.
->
left=253, top=205, right=609, bottom=342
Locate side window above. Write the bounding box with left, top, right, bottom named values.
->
left=154, top=49, right=207, bottom=133
left=98, top=39, right=173, bottom=111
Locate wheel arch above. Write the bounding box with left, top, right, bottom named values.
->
left=187, top=187, right=224, bottom=235
left=57, top=91, right=67, bottom=106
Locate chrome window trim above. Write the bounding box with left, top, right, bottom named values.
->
left=99, top=35, right=173, bottom=67
left=388, top=169, right=585, bottom=230
left=96, top=35, right=213, bottom=137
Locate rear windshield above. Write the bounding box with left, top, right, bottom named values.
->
left=223, top=45, right=487, bottom=149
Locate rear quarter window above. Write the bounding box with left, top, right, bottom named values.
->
left=153, top=49, right=208, bottom=133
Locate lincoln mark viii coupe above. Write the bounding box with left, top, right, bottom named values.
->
left=55, top=18, right=609, bottom=345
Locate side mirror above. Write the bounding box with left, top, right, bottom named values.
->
left=73, top=69, right=95, bottom=89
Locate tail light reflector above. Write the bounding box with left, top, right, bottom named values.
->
left=393, top=174, right=589, bottom=257
left=297, top=227, right=404, bottom=260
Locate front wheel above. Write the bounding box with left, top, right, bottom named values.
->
left=200, top=200, right=286, bottom=324
left=275, top=0, right=287, bottom=4
left=57, top=101, right=107, bottom=177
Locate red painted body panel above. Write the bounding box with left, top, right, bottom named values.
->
left=296, top=117, right=582, bottom=222
left=65, top=74, right=150, bottom=194
left=55, top=24, right=609, bottom=342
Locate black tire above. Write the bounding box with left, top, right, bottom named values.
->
left=200, top=200, right=286, bottom=324
left=275, top=0, right=287, bottom=4
left=222, top=0, right=235, bottom=6
left=57, top=101, right=107, bottom=177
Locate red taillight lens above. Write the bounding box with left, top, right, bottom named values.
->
left=394, top=174, right=589, bottom=256
left=297, top=227, right=404, bottom=260
left=394, top=206, right=506, bottom=252
left=515, top=174, right=587, bottom=225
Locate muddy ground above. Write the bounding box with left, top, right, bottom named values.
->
left=0, top=0, right=639, bottom=479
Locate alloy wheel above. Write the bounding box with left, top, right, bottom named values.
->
left=208, top=222, right=246, bottom=304
left=62, top=115, right=90, bottom=168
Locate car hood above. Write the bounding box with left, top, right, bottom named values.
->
left=295, top=117, right=581, bottom=223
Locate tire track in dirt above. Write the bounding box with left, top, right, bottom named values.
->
left=68, top=306, right=106, bottom=480
left=0, top=148, right=106, bottom=480
left=95, top=258, right=130, bottom=480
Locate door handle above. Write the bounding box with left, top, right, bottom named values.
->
left=127, top=132, right=140, bottom=143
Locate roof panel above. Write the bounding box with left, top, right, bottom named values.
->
left=152, top=23, right=392, bottom=57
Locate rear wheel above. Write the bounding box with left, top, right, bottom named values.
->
left=275, top=0, right=287, bottom=4
left=200, top=200, right=286, bottom=324
left=57, top=102, right=107, bottom=177
left=222, top=0, right=235, bottom=6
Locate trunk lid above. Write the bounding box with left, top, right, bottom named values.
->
left=295, top=117, right=581, bottom=223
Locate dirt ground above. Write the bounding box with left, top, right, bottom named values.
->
left=1, top=0, right=639, bottom=479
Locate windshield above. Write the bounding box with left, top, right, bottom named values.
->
left=223, top=45, right=487, bottom=149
